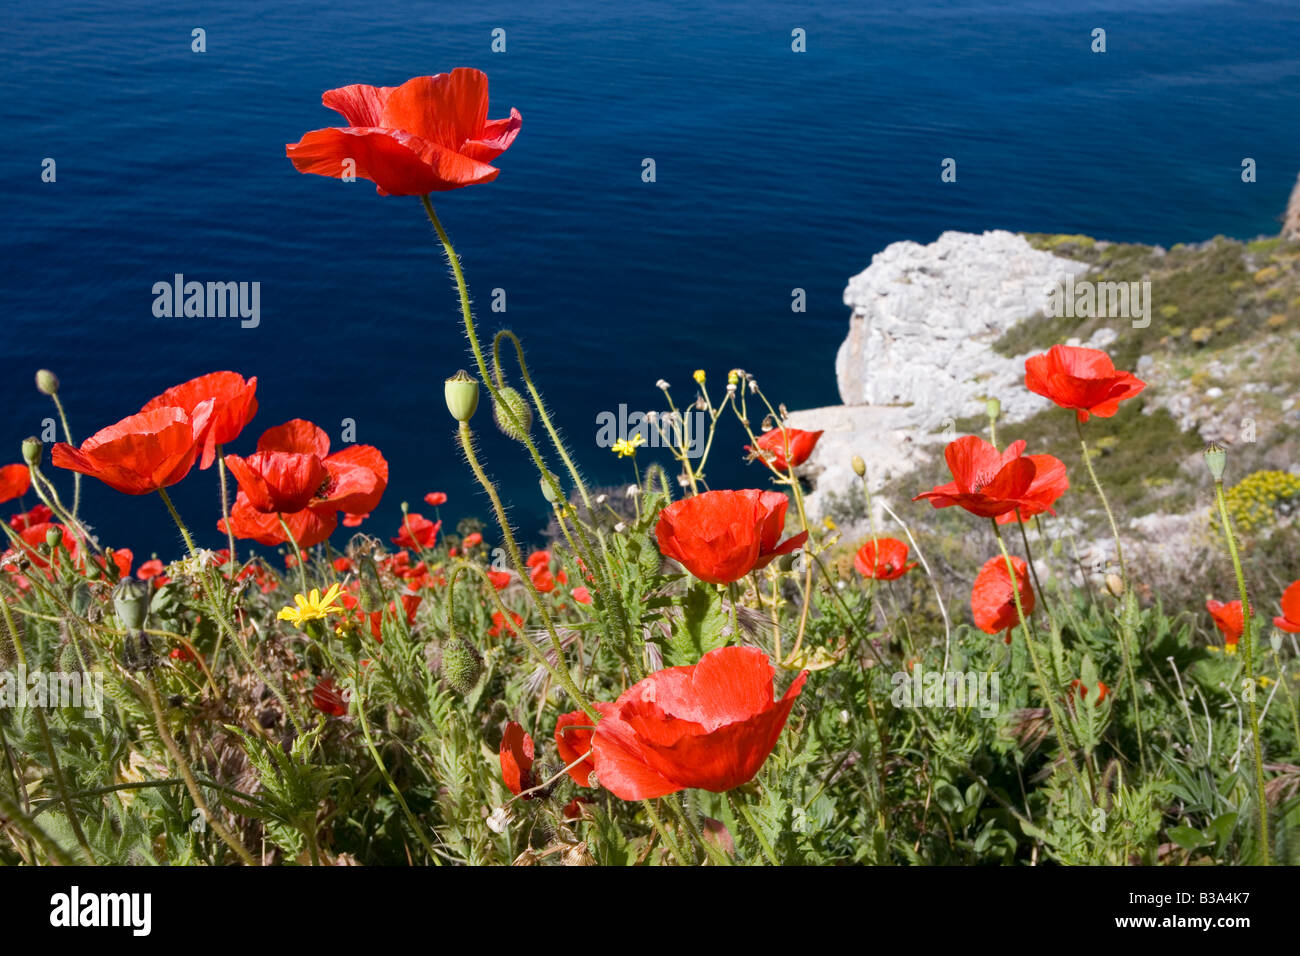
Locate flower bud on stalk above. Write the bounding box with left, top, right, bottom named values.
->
left=1203, top=443, right=1227, bottom=483
left=445, top=370, right=480, bottom=422
left=113, top=577, right=152, bottom=631
left=22, top=437, right=42, bottom=467
left=36, top=369, right=59, bottom=396
left=493, top=386, right=532, bottom=441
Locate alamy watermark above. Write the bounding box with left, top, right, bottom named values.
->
left=0, top=668, right=104, bottom=717
left=1043, top=273, right=1151, bottom=329
left=891, top=669, right=1000, bottom=718
left=595, top=404, right=706, bottom=458
left=152, top=274, right=260, bottom=328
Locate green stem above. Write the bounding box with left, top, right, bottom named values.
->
left=729, top=791, right=779, bottom=865
left=278, top=513, right=310, bottom=596
left=991, top=520, right=1089, bottom=806
left=50, top=391, right=80, bottom=521
left=1214, top=479, right=1270, bottom=864
left=217, top=448, right=237, bottom=564
left=458, top=421, right=596, bottom=721
left=1076, top=418, right=1146, bottom=773
left=642, top=799, right=692, bottom=866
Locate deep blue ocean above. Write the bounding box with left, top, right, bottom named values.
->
left=3, top=0, right=1299, bottom=557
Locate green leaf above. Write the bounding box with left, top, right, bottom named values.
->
left=1168, top=825, right=1210, bottom=850
left=665, top=582, right=727, bottom=667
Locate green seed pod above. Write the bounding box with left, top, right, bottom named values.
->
left=985, top=397, right=1001, bottom=422
left=441, top=636, right=483, bottom=694
left=493, top=386, right=533, bottom=442
left=1203, top=443, right=1227, bottom=482
left=444, top=370, right=480, bottom=422
left=35, top=369, right=60, bottom=396
left=21, top=437, right=42, bottom=467
left=540, top=470, right=563, bottom=504
left=851, top=455, right=866, bottom=478
left=44, top=526, right=62, bottom=550
left=113, top=577, right=152, bottom=631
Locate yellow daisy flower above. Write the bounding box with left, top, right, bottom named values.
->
left=278, top=584, right=346, bottom=629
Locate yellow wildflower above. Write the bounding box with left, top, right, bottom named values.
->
left=611, top=434, right=645, bottom=458
left=278, top=584, right=346, bottom=629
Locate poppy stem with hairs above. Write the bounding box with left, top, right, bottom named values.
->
left=217, top=446, right=236, bottom=565
left=422, top=199, right=626, bottom=634
left=353, top=678, right=443, bottom=866
left=1074, top=416, right=1146, bottom=773
left=1213, top=478, right=1271, bottom=864
left=278, top=513, right=309, bottom=596
left=990, top=519, right=1090, bottom=809
left=642, top=799, right=693, bottom=866
left=48, top=389, right=81, bottom=522
left=728, top=790, right=779, bottom=865
left=157, top=487, right=306, bottom=739
left=1014, top=510, right=1054, bottom=624
left=457, top=421, right=597, bottom=721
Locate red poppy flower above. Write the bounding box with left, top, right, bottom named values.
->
left=137, top=558, right=166, bottom=581
left=655, top=489, right=808, bottom=585
left=99, top=547, right=133, bottom=580
left=591, top=646, right=807, bottom=800
left=914, top=437, right=1053, bottom=519
left=9, top=504, right=52, bottom=531
left=555, top=707, right=612, bottom=787
left=1206, top=599, right=1246, bottom=652
left=488, top=570, right=511, bottom=590
left=572, top=586, right=592, bottom=605
left=220, top=493, right=339, bottom=548
left=170, top=645, right=195, bottom=663
left=488, top=610, right=523, bottom=638
left=141, top=371, right=258, bottom=469
left=853, top=537, right=916, bottom=580
left=463, top=532, right=483, bottom=548
left=748, top=427, right=824, bottom=471
left=425, top=492, right=447, bottom=506
left=499, top=721, right=535, bottom=797
left=1068, top=679, right=1109, bottom=704
left=1274, top=581, right=1300, bottom=634
left=971, top=555, right=1035, bottom=642
left=531, top=564, right=557, bottom=593
left=333, top=557, right=353, bottom=573
left=1025, top=345, right=1146, bottom=423
left=526, top=550, right=551, bottom=571
left=52, top=403, right=214, bottom=495
left=392, top=513, right=440, bottom=550
left=0, top=464, right=30, bottom=503
left=286, top=68, right=521, bottom=196
left=222, top=420, right=386, bottom=544
left=312, top=676, right=349, bottom=717
left=994, top=453, right=1069, bottom=525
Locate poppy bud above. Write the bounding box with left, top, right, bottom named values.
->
left=1104, top=573, right=1125, bottom=597
left=985, top=397, right=1001, bottom=422
left=21, top=437, right=42, bottom=467
left=1203, top=443, right=1227, bottom=482
left=444, top=370, right=480, bottom=422
left=851, top=455, right=866, bottom=478
left=113, top=577, right=152, bottom=631
left=35, top=369, right=59, bottom=396
left=493, top=386, right=532, bottom=442
left=540, top=471, right=562, bottom=504
left=441, top=636, right=483, bottom=694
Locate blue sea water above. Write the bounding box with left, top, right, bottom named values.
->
left=2, top=0, right=1299, bottom=557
